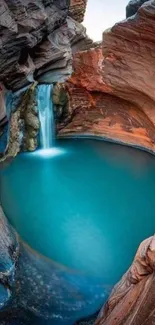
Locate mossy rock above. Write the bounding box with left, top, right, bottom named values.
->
left=24, top=136, right=37, bottom=152
left=26, top=127, right=39, bottom=138
left=24, top=112, right=40, bottom=130
left=53, top=83, right=68, bottom=107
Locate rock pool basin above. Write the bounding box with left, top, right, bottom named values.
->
left=1, top=138, right=155, bottom=323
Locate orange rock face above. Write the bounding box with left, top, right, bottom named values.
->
left=59, top=0, right=155, bottom=154
left=59, top=85, right=155, bottom=153
left=95, top=235, right=155, bottom=325
left=69, top=46, right=109, bottom=92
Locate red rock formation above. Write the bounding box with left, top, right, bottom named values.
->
left=58, top=85, right=155, bottom=153
left=59, top=0, right=155, bottom=154
left=58, top=2, right=155, bottom=323
left=101, top=1, right=155, bottom=126
left=95, top=235, right=155, bottom=325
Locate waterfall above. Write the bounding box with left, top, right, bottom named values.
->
left=37, top=84, right=54, bottom=149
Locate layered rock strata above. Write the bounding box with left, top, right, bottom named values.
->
left=0, top=0, right=91, bottom=156
left=59, top=0, right=155, bottom=154
left=69, top=0, right=87, bottom=22
left=0, top=0, right=89, bottom=91
left=95, top=236, right=155, bottom=325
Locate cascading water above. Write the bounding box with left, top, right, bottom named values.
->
left=37, top=84, right=54, bottom=149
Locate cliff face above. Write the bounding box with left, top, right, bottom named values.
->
left=0, top=0, right=90, bottom=156
left=95, top=236, right=155, bottom=325
left=0, top=0, right=89, bottom=91
left=59, top=0, right=155, bottom=154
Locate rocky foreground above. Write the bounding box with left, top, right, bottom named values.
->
left=95, top=235, right=155, bottom=325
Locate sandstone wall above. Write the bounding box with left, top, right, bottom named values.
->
left=59, top=0, right=155, bottom=154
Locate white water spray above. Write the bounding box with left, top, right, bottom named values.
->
left=38, top=84, right=54, bottom=149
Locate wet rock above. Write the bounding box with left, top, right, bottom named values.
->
left=0, top=110, right=21, bottom=161
left=0, top=0, right=91, bottom=157
left=26, top=127, right=38, bottom=138
left=0, top=206, right=18, bottom=309
left=53, top=83, right=69, bottom=121
left=53, top=83, right=68, bottom=107
left=0, top=83, right=40, bottom=160
left=24, top=112, right=39, bottom=130
left=0, top=124, right=9, bottom=157
left=20, top=83, right=39, bottom=152
left=23, top=136, right=37, bottom=152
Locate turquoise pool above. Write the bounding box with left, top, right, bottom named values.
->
left=1, top=138, right=155, bottom=323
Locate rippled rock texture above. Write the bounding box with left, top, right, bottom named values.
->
left=0, top=0, right=89, bottom=92
left=0, top=0, right=91, bottom=157
left=59, top=0, right=155, bottom=154
left=95, top=236, right=155, bottom=325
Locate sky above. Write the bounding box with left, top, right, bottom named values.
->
left=83, top=0, right=129, bottom=41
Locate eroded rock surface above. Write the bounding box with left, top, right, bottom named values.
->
left=69, top=0, right=87, bottom=22
left=95, top=235, right=155, bottom=325
left=0, top=0, right=89, bottom=92
left=0, top=0, right=68, bottom=89
left=58, top=87, right=155, bottom=153
left=59, top=0, right=155, bottom=154
left=0, top=0, right=91, bottom=156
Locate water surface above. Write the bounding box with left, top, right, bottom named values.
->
left=1, top=138, right=155, bottom=286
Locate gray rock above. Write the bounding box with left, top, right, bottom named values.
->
left=0, top=0, right=69, bottom=90
left=126, top=0, right=149, bottom=17
left=0, top=1, right=90, bottom=92
left=36, top=17, right=87, bottom=84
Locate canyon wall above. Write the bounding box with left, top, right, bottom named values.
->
left=0, top=0, right=86, bottom=91
left=95, top=236, right=155, bottom=325
left=0, top=0, right=89, bottom=156
left=59, top=0, right=155, bottom=154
